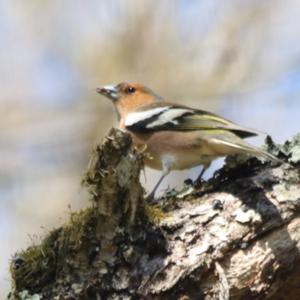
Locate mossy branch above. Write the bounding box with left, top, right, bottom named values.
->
left=8, top=130, right=300, bottom=300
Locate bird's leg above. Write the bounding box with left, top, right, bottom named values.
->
left=146, top=156, right=172, bottom=202
left=145, top=170, right=169, bottom=202
left=195, top=167, right=206, bottom=183
left=195, top=163, right=211, bottom=184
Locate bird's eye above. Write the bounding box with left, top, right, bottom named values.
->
left=126, top=86, right=136, bottom=94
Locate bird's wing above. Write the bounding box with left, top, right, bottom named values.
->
left=125, top=102, right=260, bottom=138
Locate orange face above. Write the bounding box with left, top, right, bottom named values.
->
left=97, top=82, right=161, bottom=117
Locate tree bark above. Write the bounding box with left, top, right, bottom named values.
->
left=8, top=129, right=300, bottom=300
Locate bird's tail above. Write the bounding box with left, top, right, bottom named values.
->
left=208, top=132, right=283, bottom=165
left=213, top=136, right=282, bottom=164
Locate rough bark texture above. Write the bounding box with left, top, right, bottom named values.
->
left=8, top=129, right=300, bottom=300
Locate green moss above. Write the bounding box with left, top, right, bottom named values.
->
left=144, top=205, right=169, bottom=224
left=64, top=207, right=97, bottom=248
left=9, top=206, right=108, bottom=295
left=10, top=228, right=60, bottom=294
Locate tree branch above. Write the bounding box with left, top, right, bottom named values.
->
left=8, top=129, right=300, bottom=300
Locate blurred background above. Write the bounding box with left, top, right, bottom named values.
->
left=1, top=0, right=300, bottom=296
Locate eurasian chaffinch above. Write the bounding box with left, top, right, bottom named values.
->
left=97, top=82, right=280, bottom=199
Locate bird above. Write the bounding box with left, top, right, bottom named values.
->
left=97, top=82, right=280, bottom=200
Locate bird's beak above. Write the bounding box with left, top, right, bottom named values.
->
left=96, top=85, right=118, bottom=101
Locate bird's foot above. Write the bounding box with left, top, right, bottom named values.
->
left=194, top=177, right=205, bottom=187
left=145, top=191, right=158, bottom=204
left=184, top=178, right=193, bottom=186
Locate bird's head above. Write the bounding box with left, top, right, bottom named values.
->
left=97, top=82, right=162, bottom=117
